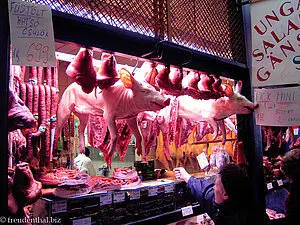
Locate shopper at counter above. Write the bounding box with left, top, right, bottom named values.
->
left=74, top=147, right=96, bottom=176
left=280, top=148, right=300, bottom=223
left=174, top=164, right=267, bottom=225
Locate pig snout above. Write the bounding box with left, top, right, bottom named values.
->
left=164, top=98, right=171, bottom=106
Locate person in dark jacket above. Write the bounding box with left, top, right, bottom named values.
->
left=174, top=164, right=267, bottom=225
left=279, top=148, right=300, bottom=224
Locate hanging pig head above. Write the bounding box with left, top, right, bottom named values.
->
left=56, top=68, right=170, bottom=168
left=177, top=81, right=258, bottom=141
left=100, top=68, right=170, bottom=166
left=178, top=80, right=258, bottom=121
left=8, top=88, right=35, bottom=132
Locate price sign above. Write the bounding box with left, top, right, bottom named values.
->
left=73, top=217, right=91, bottom=225
left=267, top=182, right=273, bottom=190
left=8, top=0, right=56, bottom=66
left=197, top=152, right=209, bottom=169
left=100, top=193, right=112, bottom=206
left=52, top=200, right=67, bottom=214
left=181, top=206, right=193, bottom=217
left=277, top=179, right=283, bottom=187
left=148, top=186, right=158, bottom=197
left=128, top=190, right=140, bottom=200
left=113, top=191, right=125, bottom=203
left=164, top=184, right=174, bottom=193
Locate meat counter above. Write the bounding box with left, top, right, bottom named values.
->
left=33, top=174, right=216, bottom=225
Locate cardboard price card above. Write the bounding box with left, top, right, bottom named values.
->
left=254, top=87, right=300, bottom=126
left=8, top=0, right=56, bottom=66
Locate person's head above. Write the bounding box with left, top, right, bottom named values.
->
left=281, top=148, right=300, bottom=183
left=213, top=164, right=253, bottom=207
left=84, top=147, right=90, bottom=157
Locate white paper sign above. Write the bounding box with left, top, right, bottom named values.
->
left=99, top=193, right=112, bottom=206
left=8, top=0, right=56, bottom=66
left=113, top=191, right=125, bottom=203
left=267, top=182, right=273, bottom=190
left=164, top=184, right=174, bottom=193
left=254, top=87, right=300, bottom=126
left=197, top=152, right=210, bottom=169
left=73, top=217, right=91, bottom=225
left=277, top=179, right=283, bottom=186
left=128, top=190, right=140, bottom=200
left=251, top=0, right=300, bottom=87
left=181, top=205, right=193, bottom=217
left=148, top=186, right=158, bottom=197
left=52, top=200, right=67, bottom=214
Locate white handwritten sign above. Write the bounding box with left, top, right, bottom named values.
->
left=251, top=0, right=300, bottom=87
left=8, top=0, right=56, bottom=67
left=254, top=87, right=300, bottom=126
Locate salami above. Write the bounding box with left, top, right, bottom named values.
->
left=50, top=87, right=58, bottom=161
left=45, top=85, right=51, bottom=166
left=32, top=85, right=39, bottom=124
left=52, top=61, right=58, bottom=88
left=29, top=67, right=38, bottom=85
left=44, top=67, right=51, bottom=85
left=26, top=83, right=33, bottom=112
left=32, top=85, right=46, bottom=137
left=19, top=82, right=27, bottom=106
left=37, top=67, right=43, bottom=85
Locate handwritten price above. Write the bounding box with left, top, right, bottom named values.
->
left=27, top=42, right=49, bottom=64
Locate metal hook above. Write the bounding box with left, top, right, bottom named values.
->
left=132, top=57, right=140, bottom=75
left=141, top=40, right=168, bottom=60
left=181, top=48, right=193, bottom=66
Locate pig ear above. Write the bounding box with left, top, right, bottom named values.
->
left=119, top=68, right=134, bottom=89
left=223, top=84, right=233, bottom=97
left=234, top=80, right=243, bottom=94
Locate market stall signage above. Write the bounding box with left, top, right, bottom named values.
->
left=52, top=200, right=67, bottom=214
left=164, top=184, right=174, bottom=193
left=72, top=217, right=91, bottom=225
left=267, top=182, right=273, bottom=190
left=148, top=186, right=158, bottom=197
left=128, top=189, right=140, bottom=200
left=277, top=179, right=283, bottom=186
left=254, top=86, right=300, bottom=126
left=181, top=205, right=193, bottom=217
left=113, top=191, right=125, bottom=203
left=99, top=193, right=112, bottom=206
left=251, top=0, right=300, bottom=87
left=8, top=0, right=56, bottom=67
left=197, top=152, right=209, bottom=169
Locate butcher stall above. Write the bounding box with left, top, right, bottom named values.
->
left=2, top=0, right=269, bottom=224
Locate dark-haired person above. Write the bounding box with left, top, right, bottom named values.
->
left=74, top=147, right=96, bottom=176
left=174, top=164, right=268, bottom=225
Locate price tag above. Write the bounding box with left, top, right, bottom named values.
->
left=164, top=184, right=174, bottom=193
left=8, top=0, right=56, bottom=66
left=267, top=182, right=273, bottom=190
left=113, top=191, right=125, bottom=203
left=128, top=190, right=140, bottom=200
left=277, top=179, right=283, bottom=186
left=100, top=193, right=112, bottom=206
left=73, top=217, right=91, bottom=225
left=181, top=205, right=193, bottom=217
left=148, top=186, right=158, bottom=197
left=197, top=152, right=209, bottom=169
left=52, top=200, right=67, bottom=214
